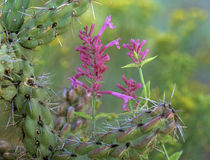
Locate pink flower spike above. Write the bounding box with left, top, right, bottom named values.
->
left=139, top=39, right=146, bottom=48
left=69, top=77, right=90, bottom=91
left=117, top=75, right=142, bottom=98
left=123, top=38, right=149, bottom=63
left=70, top=16, right=120, bottom=96
left=100, top=38, right=121, bottom=54
left=98, top=16, right=115, bottom=37
left=116, top=84, right=127, bottom=92
left=99, top=91, right=134, bottom=111
left=121, top=75, right=128, bottom=84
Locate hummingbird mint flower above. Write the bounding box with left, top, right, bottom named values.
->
left=116, top=75, right=142, bottom=98
left=122, top=39, right=149, bottom=64
left=98, top=91, right=134, bottom=111
left=70, top=16, right=120, bottom=96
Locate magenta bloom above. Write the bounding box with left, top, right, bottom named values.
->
left=122, top=39, right=149, bottom=63
left=116, top=75, right=142, bottom=98
left=98, top=91, right=134, bottom=111
left=70, top=16, right=120, bottom=96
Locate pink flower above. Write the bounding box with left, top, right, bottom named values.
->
left=116, top=75, right=142, bottom=98
left=98, top=91, right=134, bottom=111
left=122, top=39, right=149, bottom=63
left=70, top=16, right=120, bottom=96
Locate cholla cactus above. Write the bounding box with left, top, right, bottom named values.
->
left=0, top=0, right=89, bottom=159
left=0, top=1, right=183, bottom=160
left=53, top=103, right=178, bottom=159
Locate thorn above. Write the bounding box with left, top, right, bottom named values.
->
left=170, top=84, right=176, bottom=105
left=12, top=101, right=15, bottom=125
left=163, top=91, right=165, bottom=103
left=6, top=116, right=11, bottom=128
left=75, top=17, right=82, bottom=25
left=48, top=88, right=57, bottom=96
left=90, top=2, right=95, bottom=20
left=177, top=123, right=185, bottom=142
left=30, top=7, right=48, bottom=10
left=17, top=11, right=32, bottom=17
left=56, top=37, right=63, bottom=47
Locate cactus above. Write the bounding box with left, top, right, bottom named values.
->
left=1, top=0, right=30, bottom=33
left=0, top=0, right=90, bottom=159
left=53, top=104, right=179, bottom=160
left=18, top=0, right=89, bottom=49
left=0, top=1, right=183, bottom=160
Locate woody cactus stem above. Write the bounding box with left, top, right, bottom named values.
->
left=53, top=104, right=179, bottom=160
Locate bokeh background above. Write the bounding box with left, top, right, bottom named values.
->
left=32, top=0, right=210, bottom=159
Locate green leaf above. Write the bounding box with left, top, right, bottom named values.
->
left=169, top=151, right=183, bottom=160
left=141, top=56, right=157, bottom=67
left=74, top=112, right=92, bottom=120
left=95, top=113, right=109, bottom=120
left=121, top=63, right=138, bottom=68
left=95, top=113, right=118, bottom=120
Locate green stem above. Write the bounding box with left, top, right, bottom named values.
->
left=139, top=67, right=147, bottom=98
left=128, top=100, right=135, bottom=117
left=91, top=96, right=96, bottom=137
left=162, top=143, right=170, bottom=160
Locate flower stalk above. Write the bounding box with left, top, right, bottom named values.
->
left=91, top=95, right=96, bottom=137
left=139, top=67, right=147, bottom=98
left=162, top=143, right=170, bottom=160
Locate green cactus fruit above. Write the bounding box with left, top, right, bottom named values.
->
left=0, top=80, right=17, bottom=101
left=0, top=141, right=10, bottom=154
left=75, top=142, right=100, bottom=155
left=54, top=85, right=94, bottom=137
left=0, top=140, right=27, bottom=160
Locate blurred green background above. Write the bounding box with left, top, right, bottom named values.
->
left=32, top=0, right=210, bottom=159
